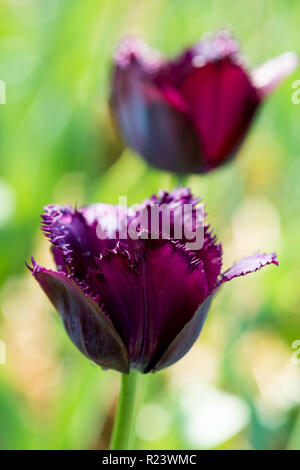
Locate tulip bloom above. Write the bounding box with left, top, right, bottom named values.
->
left=28, top=189, right=277, bottom=373
left=111, top=31, right=298, bottom=173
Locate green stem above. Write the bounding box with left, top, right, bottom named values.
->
left=110, top=370, right=141, bottom=450
left=173, top=174, right=188, bottom=187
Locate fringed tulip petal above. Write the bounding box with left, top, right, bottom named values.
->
left=152, top=294, right=214, bottom=372
left=218, top=251, right=278, bottom=285
left=30, top=262, right=129, bottom=373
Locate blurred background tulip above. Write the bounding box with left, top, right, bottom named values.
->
left=111, top=32, right=298, bottom=173
left=0, top=0, right=300, bottom=450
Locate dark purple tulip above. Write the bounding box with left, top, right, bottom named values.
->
left=28, top=189, right=278, bottom=373
left=111, top=31, right=298, bottom=173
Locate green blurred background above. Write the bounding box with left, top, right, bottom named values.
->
left=0, top=0, right=299, bottom=450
